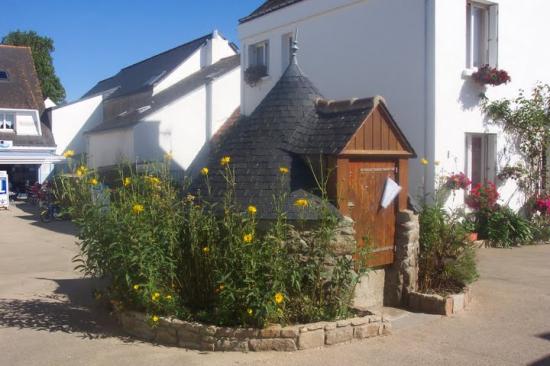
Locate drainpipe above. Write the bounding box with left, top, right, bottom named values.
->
left=205, top=78, right=213, bottom=140
left=424, top=0, right=436, bottom=201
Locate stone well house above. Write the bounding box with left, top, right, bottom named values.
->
left=51, top=31, right=241, bottom=173
left=238, top=0, right=550, bottom=209
left=0, top=45, right=62, bottom=189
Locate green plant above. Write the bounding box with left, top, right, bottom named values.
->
left=419, top=204, right=479, bottom=294
left=55, top=155, right=367, bottom=328
left=486, top=206, right=533, bottom=248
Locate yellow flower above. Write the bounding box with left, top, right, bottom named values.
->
left=63, top=150, right=75, bottom=158
left=247, top=205, right=257, bottom=215
left=132, top=204, right=144, bottom=214
left=89, top=178, right=99, bottom=186
left=186, top=194, right=195, bottom=202
left=151, top=292, right=161, bottom=301
left=420, top=158, right=429, bottom=166
left=76, top=166, right=87, bottom=177
left=146, top=176, right=161, bottom=186
left=165, top=294, right=173, bottom=300
left=123, top=177, right=131, bottom=187
left=133, top=284, right=140, bottom=291
left=279, top=166, right=289, bottom=174
left=164, top=151, right=173, bottom=160
left=220, top=156, right=231, bottom=166
left=274, top=292, right=284, bottom=304
left=219, top=284, right=225, bottom=291
left=151, top=315, right=159, bottom=323
left=202, top=246, right=210, bottom=254
left=294, top=198, right=309, bottom=207
left=201, top=167, right=209, bottom=176
left=247, top=308, right=253, bottom=316
left=243, top=233, right=253, bottom=244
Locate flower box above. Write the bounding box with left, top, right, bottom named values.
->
left=244, top=65, right=268, bottom=87
left=471, top=65, right=511, bottom=86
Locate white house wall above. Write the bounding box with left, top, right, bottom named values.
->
left=238, top=0, right=428, bottom=198
left=87, top=128, right=134, bottom=169
left=51, top=95, right=103, bottom=155
left=138, top=86, right=207, bottom=170
left=211, top=67, right=241, bottom=133
left=433, top=0, right=550, bottom=208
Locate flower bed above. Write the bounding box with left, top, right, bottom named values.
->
left=408, top=287, right=472, bottom=316
left=116, top=310, right=390, bottom=352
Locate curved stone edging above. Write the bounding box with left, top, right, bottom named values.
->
left=117, top=311, right=391, bottom=352
left=408, top=287, right=472, bottom=316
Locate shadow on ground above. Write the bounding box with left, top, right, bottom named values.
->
left=10, top=201, right=78, bottom=236
left=0, top=277, right=131, bottom=342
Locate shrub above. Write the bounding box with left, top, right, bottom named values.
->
left=419, top=204, right=479, bottom=294
left=486, top=206, right=533, bottom=248
left=55, top=158, right=367, bottom=327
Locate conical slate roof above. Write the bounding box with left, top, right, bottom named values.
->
left=187, top=62, right=378, bottom=220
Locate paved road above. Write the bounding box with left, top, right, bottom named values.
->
left=1, top=202, right=549, bottom=366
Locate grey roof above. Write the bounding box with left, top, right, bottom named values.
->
left=239, top=0, right=305, bottom=23
left=186, top=61, right=382, bottom=220
left=0, top=46, right=45, bottom=113
left=86, top=55, right=241, bottom=134
left=81, top=33, right=234, bottom=100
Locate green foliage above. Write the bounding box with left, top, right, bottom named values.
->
left=419, top=204, right=479, bottom=294
left=482, top=84, right=550, bottom=197
left=2, top=30, right=66, bottom=103
left=530, top=214, right=550, bottom=243
left=55, top=157, right=367, bottom=327
left=486, top=206, right=533, bottom=248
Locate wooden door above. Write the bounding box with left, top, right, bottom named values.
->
left=347, top=159, right=397, bottom=267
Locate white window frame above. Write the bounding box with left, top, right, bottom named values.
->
left=0, top=112, right=15, bottom=132
left=465, top=133, right=497, bottom=186
left=466, top=1, right=499, bottom=69
left=248, top=40, right=270, bottom=73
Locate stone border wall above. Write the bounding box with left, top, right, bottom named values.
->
left=117, top=311, right=390, bottom=352
left=407, top=287, right=472, bottom=316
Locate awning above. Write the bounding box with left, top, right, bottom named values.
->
left=0, top=151, right=64, bottom=164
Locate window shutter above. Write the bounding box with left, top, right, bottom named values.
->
left=486, top=134, right=498, bottom=182
left=248, top=45, right=255, bottom=67
left=488, top=5, right=499, bottom=67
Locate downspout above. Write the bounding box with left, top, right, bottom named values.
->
left=424, top=0, right=436, bottom=200
left=205, top=78, right=213, bottom=140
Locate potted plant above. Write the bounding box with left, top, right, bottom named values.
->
left=444, top=172, right=472, bottom=191
left=472, top=65, right=511, bottom=86
left=244, top=65, right=268, bottom=87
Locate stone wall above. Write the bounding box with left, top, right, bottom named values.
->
left=117, top=311, right=390, bottom=352
left=384, top=210, right=420, bottom=306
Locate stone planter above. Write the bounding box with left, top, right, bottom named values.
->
left=407, top=287, right=472, bottom=316
left=116, top=311, right=390, bottom=352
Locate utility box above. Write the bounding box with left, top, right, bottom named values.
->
left=0, top=171, right=9, bottom=209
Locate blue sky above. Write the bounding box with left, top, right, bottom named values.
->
left=2, top=0, right=263, bottom=102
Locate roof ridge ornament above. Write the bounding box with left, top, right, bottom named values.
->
left=291, top=29, right=299, bottom=65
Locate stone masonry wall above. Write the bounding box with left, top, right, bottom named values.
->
left=384, top=210, right=420, bottom=306
left=117, top=311, right=390, bottom=352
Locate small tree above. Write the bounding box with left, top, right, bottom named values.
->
left=2, top=30, right=66, bottom=104
left=482, top=83, right=550, bottom=197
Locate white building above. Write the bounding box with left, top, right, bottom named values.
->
left=51, top=31, right=241, bottom=173
left=238, top=0, right=550, bottom=208
left=0, top=45, right=62, bottom=190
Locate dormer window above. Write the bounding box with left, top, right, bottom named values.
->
left=0, top=70, right=8, bottom=81
left=0, top=113, right=15, bottom=131
left=248, top=41, right=270, bottom=73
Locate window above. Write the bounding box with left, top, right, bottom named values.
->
left=248, top=41, right=270, bottom=72
left=0, top=70, right=7, bottom=80
left=466, top=133, right=497, bottom=187
left=282, top=33, right=294, bottom=69
left=0, top=113, right=15, bottom=131
left=466, top=1, right=498, bottom=68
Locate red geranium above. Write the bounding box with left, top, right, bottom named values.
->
left=535, top=195, right=550, bottom=215
left=466, top=181, right=499, bottom=210
left=445, top=172, right=472, bottom=190
left=472, top=65, right=511, bottom=86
